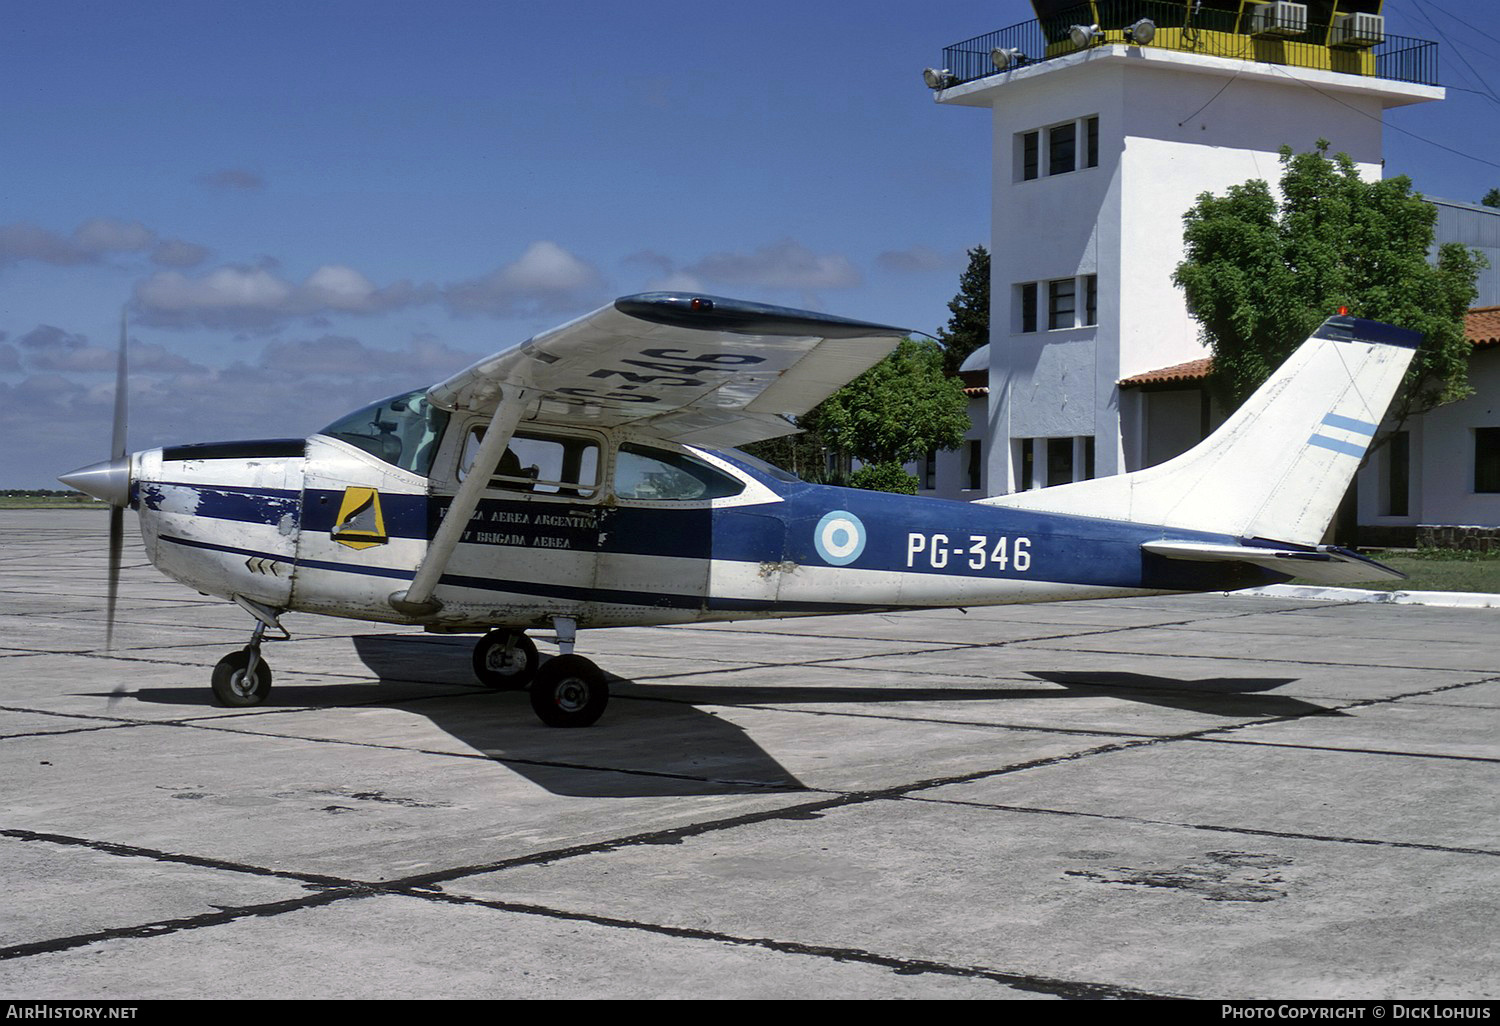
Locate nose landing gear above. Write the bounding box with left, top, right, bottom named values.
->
left=211, top=598, right=287, bottom=707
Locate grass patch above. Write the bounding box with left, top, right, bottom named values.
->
left=1344, top=548, right=1500, bottom=594
left=0, top=495, right=108, bottom=510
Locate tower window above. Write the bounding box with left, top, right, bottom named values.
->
left=1048, top=278, right=1076, bottom=330
left=1048, top=122, right=1076, bottom=176
left=1019, top=282, right=1038, bottom=333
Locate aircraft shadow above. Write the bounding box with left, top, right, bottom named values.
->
left=1022, top=670, right=1334, bottom=718
left=93, top=640, right=1329, bottom=798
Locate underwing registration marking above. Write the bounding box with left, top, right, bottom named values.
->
left=906, top=533, right=1032, bottom=573
left=555, top=349, right=768, bottom=406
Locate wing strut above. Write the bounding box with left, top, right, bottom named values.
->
left=389, top=389, right=529, bottom=617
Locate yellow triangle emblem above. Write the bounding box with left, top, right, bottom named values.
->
left=332, top=487, right=388, bottom=549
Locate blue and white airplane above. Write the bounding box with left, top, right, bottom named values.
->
left=61, top=293, right=1415, bottom=727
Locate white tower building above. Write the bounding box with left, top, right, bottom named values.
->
left=928, top=1, right=1442, bottom=497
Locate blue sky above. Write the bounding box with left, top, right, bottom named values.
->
left=2, top=0, right=1497, bottom=487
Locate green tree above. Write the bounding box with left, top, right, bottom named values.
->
left=936, top=245, right=990, bottom=377
left=1174, top=143, right=1485, bottom=431
left=1483, top=188, right=1500, bottom=209
left=815, top=337, right=970, bottom=493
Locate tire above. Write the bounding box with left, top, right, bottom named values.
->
left=212, top=649, right=272, bottom=707
left=529, top=655, right=609, bottom=728
left=472, top=630, right=539, bottom=690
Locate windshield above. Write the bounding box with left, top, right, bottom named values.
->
left=320, top=390, right=450, bottom=475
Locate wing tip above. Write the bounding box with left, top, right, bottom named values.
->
left=614, top=292, right=911, bottom=339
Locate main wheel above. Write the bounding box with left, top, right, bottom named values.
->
left=211, top=649, right=272, bottom=707
left=472, top=630, right=539, bottom=690
left=529, top=655, right=609, bottom=728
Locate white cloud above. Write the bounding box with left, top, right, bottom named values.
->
left=445, top=241, right=606, bottom=318
left=2, top=328, right=485, bottom=485
left=0, top=218, right=211, bottom=270
left=683, top=238, right=861, bottom=291
left=134, top=263, right=437, bottom=330
left=876, top=245, right=960, bottom=274
left=151, top=238, right=211, bottom=268
left=73, top=218, right=155, bottom=255
left=15, top=324, right=207, bottom=374
left=0, top=222, right=95, bottom=266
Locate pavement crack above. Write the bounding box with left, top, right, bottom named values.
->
left=396, top=889, right=1180, bottom=1000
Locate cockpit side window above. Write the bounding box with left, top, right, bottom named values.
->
left=460, top=428, right=600, bottom=499
left=614, top=443, right=746, bottom=501
left=320, top=390, right=450, bottom=475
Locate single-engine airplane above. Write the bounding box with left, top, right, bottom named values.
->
left=61, top=293, right=1417, bottom=727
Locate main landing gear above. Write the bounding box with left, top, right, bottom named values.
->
left=473, top=618, right=609, bottom=728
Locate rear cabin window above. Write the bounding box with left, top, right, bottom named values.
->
left=460, top=428, right=600, bottom=498
left=613, top=444, right=745, bottom=501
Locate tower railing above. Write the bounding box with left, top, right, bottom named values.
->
left=939, top=1, right=1438, bottom=88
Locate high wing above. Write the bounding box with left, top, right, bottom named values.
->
left=427, top=293, right=912, bottom=448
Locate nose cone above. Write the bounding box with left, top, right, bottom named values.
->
left=59, top=456, right=132, bottom=507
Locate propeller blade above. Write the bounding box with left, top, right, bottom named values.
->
left=106, top=505, right=122, bottom=651
left=111, top=311, right=128, bottom=462
left=105, top=310, right=128, bottom=650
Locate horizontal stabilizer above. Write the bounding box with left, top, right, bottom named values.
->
left=1143, top=540, right=1406, bottom=586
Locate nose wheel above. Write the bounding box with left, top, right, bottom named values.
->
left=211, top=601, right=286, bottom=707
left=212, top=647, right=273, bottom=707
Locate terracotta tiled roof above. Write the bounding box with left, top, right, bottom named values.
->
left=1117, top=357, right=1213, bottom=388
left=1470, top=306, right=1500, bottom=349
left=1118, top=308, right=1500, bottom=387
left=962, top=385, right=989, bottom=397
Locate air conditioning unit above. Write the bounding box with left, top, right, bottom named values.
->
left=1331, top=12, right=1385, bottom=48
left=1248, top=1, right=1308, bottom=38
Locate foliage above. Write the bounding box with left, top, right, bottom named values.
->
left=935, top=245, right=990, bottom=377
left=744, top=337, right=969, bottom=494
left=849, top=461, right=919, bottom=494
left=1483, top=188, right=1500, bottom=209
left=1173, top=143, right=1485, bottom=430
left=739, top=430, right=840, bottom=485
left=817, top=337, right=969, bottom=492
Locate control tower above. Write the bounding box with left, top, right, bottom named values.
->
left=926, top=1, right=1441, bottom=493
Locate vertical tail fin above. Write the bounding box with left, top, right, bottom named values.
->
left=983, top=316, right=1421, bottom=545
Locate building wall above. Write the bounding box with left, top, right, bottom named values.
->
left=1358, top=348, right=1500, bottom=534
left=912, top=391, right=989, bottom=501
left=1431, top=199, right=1500, bottom=308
